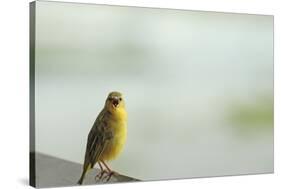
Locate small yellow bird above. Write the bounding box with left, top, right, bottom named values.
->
left=78, top=91, right=127, bottom=185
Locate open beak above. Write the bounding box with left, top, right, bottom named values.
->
left=112, top=99, right=119, bottom=108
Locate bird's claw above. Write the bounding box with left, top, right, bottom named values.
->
left=95, top=170, right=108, bottom=181
left=101, top=171, right=118, bottom=182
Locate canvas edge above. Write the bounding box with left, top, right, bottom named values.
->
left=30, top=1, right=36, bottom=188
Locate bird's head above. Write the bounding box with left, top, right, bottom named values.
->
left=105, top=91, right=125, bottom=113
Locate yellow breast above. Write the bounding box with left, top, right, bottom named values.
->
left=100, top=108, right=127, bottom=161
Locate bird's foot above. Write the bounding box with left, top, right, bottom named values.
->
left=95, top=170, right=108, bottom=181
left=102, top=171, right=119, bottom=182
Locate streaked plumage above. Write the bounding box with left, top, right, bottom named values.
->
left=78, top=91, right=127, bottom=184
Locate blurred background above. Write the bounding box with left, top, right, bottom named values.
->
left=35, top=1, right=273, bottom=180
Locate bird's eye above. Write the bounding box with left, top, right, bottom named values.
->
left=119, top=98, right=122, bottom=101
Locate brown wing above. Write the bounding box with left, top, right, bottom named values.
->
left=78, top=109, right=113, bottom=184
left=83, top=109, right=112, bottom=169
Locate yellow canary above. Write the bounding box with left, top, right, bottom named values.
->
left=78, top=91, right=127, bottom=184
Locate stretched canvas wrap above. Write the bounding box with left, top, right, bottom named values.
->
left=30, top=1, right=274, bottom=188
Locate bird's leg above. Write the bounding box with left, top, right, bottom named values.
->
left=100, top=160, right=118, bottom=182
left=95, top=161, right=108, bottom=181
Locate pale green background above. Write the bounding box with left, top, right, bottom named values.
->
left=35, top=1, right=273, bottom=180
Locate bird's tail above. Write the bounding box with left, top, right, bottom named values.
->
left=77, top=163, right=91, bottom=185
left=77, top=169, right=86, bottom=185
